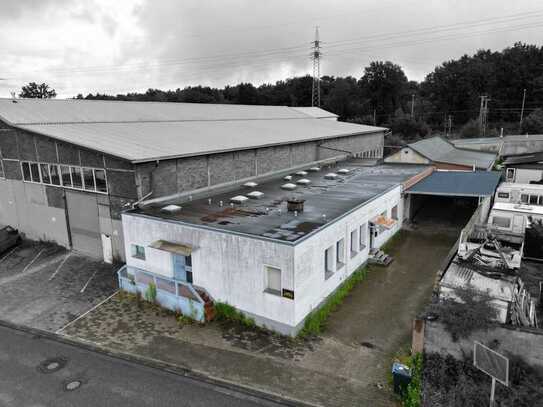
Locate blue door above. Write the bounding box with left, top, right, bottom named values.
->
left=172, top=254, right=187, bottom=282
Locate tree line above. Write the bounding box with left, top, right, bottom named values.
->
left=22, top=42, right=543, bottom=143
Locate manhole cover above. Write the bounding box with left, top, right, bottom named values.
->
left=38, top=357, right=67, bottom=373
left=65, top=380, right=82, bottom=391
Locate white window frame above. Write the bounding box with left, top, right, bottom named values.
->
left=506, top=168, right=516, bottom=182
left=336, top=238, right=345, bottom=269
left=391, top=205, right=399, bottom=221
left=264, top=264, right=282, bottom=296
left=492, top=216, right=511, bottom=229
left=359, top=223, right=367, bottom=250
left=324, top=245, right=334, bottom=279
left=350, top=229, right=359, bottom=257
left=131, top=244, right=146, bottom=260
left=20, top=160, right=108, bottom=194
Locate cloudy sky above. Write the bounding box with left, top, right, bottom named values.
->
left=1, top=0, right=542, bottom=98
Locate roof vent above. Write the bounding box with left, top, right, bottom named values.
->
left=244, top=181, right=258, bottom=188
left=287, top=198, right=305, bottom=212
left=324, top=173, right=338, bottom=180
left=308, top=167, right=320, bottom=172
left=337, top=168, right=350, bottom=174
left=161, top=204, right=182, bottom=213
left=281, top=183, right=297, bottom=190
left=230, top=195, right=249, bottom=204
left=295, top=171, right=308, bottom=176
left=284, top=175, right=293, bottom=181
left=247, top=191, right=264, bottom=199
left=296, top=178, right=311, bottom=185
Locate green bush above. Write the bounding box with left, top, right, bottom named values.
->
left=214, top=302, right=255, bottom=328
left=145, top=282, right=157, bottom=303
left=299, top=267, right=368, bottom=337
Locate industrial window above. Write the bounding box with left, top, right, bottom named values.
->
left=60, top=165, right=72, bottom=187
left=82, top=168, right=95, bottom=191
left=21, top=162, right=31, bottom=181
left=497, top=192, right=509, bottom=199
left=50, top=165, right=61, bottom=186
left=391, top=205, right=398, bottom=220
left=492, top=216, right=511, bottom=228
left=94, top=169, right=107, bottom=192
left=131, top=244, right=146, bottom=260
left=324, top=246, right=334, bottom=278
left=359, top=223, right=367, bottom=250
left=539, top=196, right=543, bottom=206
left=336, top=238, right=345, bottom=269
left=40, top=164, right=51, bottom=184
left=30, top=163, right=40, bottom=182
left=350, top=229, right=358, bottom=257
left=530, top=195, right=538, bottom=205
left=265, top=266, right=281, bottom=296
left=71, top=166, right=83, bottom=188
left=0, top=160, right=4, bottom=179
left=521, top=194, right=529, bottom=204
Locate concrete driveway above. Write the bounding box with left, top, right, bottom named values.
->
left=0, top=240, right=118, bottom=331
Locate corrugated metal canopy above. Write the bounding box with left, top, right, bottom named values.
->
left=0, top=98, right=385, bottom=163
left=406, top=171, right=502, bottom=197
left=149, top=240, right=192, bottom=256
left=408, top=136, right=496, bottom=169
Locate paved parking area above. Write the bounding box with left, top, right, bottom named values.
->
left=0, top=240, right=118, bottom=332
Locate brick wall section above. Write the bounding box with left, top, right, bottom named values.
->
left=424, top=321, right=543, bottom=368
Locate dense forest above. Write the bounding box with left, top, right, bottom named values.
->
left=77, top=43, right=543, bottom=144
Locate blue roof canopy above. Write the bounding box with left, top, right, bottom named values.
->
left=406, top=171, right=502, bottom=197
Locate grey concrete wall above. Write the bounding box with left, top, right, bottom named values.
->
left=138, top=131, right=385, bottom=199
left=424, top=321, right=543, bottom=368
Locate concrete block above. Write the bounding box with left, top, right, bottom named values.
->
left=80, top=148, right=104, bottom=168
left=209, top=153, right=234, bottom=186
left=105, top=155, right=133, bottom=170
left=291, top=142, right=317, bottom=166
left=257, top=145, right=291, bottom=175
left=106, top=169, right=137, bottom=199
left=57, top=142, right=80, bottom=165
left=0, top=130, right=19, bottom=159
left=176, top=156, right=208, bottom=192
left=232, top=150, right=256, bottom=180
left=36, top=137, right=57, bottom=163
left=17, top=130, right=37, bottom=161
left=3, top=160, right=22, bottom=180
left=150, top=161, right=177, bottom=197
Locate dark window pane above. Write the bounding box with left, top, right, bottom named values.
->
left=22, top=162, right=31, bottom=181
left=61, top=166, right=72, bottom=187
left=40, top=164, right=51, bottom=184
left=521, top=194, right=529, bottom=203
left=530, top=195, right=538, bottom=205
left=186, top=271, right=193, bottom=284
left=71, top=167, right=82, bottom=188
left=50, top=165, right=61, bottom=185
left=30, top=163, right=40, bottom=182
left=94, top=169, right=107, bottom=193
left=83, top=168, right=95, bottom=191
left=185, top=255, right=192, bottom=267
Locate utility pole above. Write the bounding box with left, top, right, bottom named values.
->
left=519, top=88, right=527, bottom=133
left=410, top=94, right=415, bottom=118
left=479, top=95, right=490, bottom=137
left=311, top=26, right=322, bottom=107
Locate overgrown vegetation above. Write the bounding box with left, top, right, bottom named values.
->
left=380, top=230, right=404, bottom=253
left=299, top=266, right=369, bottom=338
left=214, top=302, right=256, bottom=328
left=144, top=282, right=157, bottom=303
left=424, top=353, right=543, bottom=407
left=426, top=287, right=498, bottom=341
left=403, top=353, right=423, bottom=407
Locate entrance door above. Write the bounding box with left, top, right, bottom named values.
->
left=66, top=191, right=102, bottom=258
left=101, top=234, right=113, bottom=264
left=172, top=254, right=187, bottom=282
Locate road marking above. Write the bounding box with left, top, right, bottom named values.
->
left=49, top=253, right=71, bottom=281
left=56, top=290, right=119, bottom=334
left=80, top=268, right=99, bottom=293
left=0, top=246, right=18, bottom=264
left=21, top=248, right=44, bottom=274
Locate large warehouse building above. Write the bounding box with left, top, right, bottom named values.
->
left=0, top=98, right=386, bottom=262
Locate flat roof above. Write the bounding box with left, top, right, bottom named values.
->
left=0, top=98, right=385, bottom=163
left=129, top=162, right=426, bottom=244
left=406, top=170, right=502, bottom=197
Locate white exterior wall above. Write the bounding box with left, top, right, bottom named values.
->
left=513, top=168, right=543, bottom=184
left=122, top=215, right=296, bottom=329
left=292, top=186, right=403, bottom=326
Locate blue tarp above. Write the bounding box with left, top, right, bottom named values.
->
left=406, top=171, right=502, bottom=197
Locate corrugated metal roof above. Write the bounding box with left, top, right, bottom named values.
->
left=406, top=170, right=502, bottom=196
left=408, top=136, right=496, bottom=169
left=0, top=99, right=386, bottom=163
left=19, top=118, right=385, bottom=163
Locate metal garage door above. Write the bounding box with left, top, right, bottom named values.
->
left=66, top=190, right=102, bottom=258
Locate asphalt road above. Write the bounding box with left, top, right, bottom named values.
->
left=0, top=324, right=288, bottom=407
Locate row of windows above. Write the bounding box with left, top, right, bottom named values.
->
left=325, top=223, right=369, bottom=278
left=520, top=193, right=543, bottom=206
left=21, top=161, right=108, bottom=194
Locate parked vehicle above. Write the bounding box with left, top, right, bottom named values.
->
left=0, top=226, right=21, bottom=254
